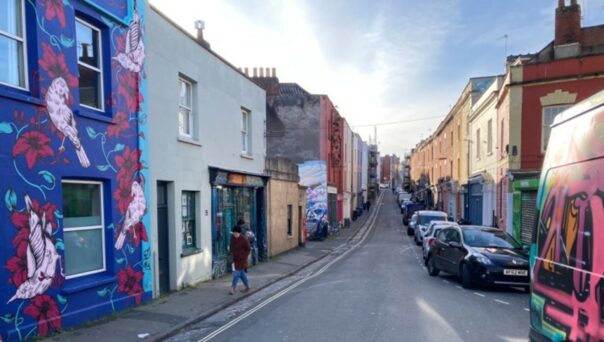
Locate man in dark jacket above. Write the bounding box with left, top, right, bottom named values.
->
left=229, top=225, right=251, bottom=295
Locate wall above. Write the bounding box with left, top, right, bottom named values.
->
left=0, top=1, right=150, bottom=339
left=267, top=179, right=304, bottom=256
left=147, top=8, right=265, bottom=291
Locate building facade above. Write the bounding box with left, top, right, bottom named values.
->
left=147, top=8, right=266, bottom=285
left=0, top=0, right=150, bottom=339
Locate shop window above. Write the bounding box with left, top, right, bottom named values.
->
left=76, top=18, right=104, bottom=110
left=0, top=0, right=26, bottom=89
left=178, top=77, right=194, bottom=138
left=241, top=108, right=251, bottom=155
left=287, top=205, right=292, bottom=236
left=181, top=191, right=197, bottom=250
left=62, top=181, right=105, bottom=278
left=542, top=105, right=571, bottom=152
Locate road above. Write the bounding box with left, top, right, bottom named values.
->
left=168, top=192, right=530, bottom=342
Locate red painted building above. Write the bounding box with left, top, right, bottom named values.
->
left=320, top=96, right=344, bottom=222
left=498, top=0, right=604, bottom=240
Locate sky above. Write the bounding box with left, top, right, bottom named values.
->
left=149, top=0, right=604, bottom=156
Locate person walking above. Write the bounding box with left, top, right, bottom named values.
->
left=229, top=225, right=251, bottom=295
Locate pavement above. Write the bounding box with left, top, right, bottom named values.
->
left=45, top=208, right=374, bottom=342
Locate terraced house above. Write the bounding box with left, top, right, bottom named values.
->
left=0, top=0, right=150, bottom=339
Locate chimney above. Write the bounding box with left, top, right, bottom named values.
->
left=194, top=20, right=211, bottom=49
left=555, top=0, right=581, bottom=46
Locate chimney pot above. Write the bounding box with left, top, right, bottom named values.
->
left=272, top=68, right=276, bottom=77
left=259, top=68, right=264, bottom=77
left=265, top=67, right=270, bottom=77
left=253, top=67, right=257, bottom=77
left=244, top=67, right=249, bottom=76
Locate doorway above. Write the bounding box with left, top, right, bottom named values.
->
left=157, top=181, right=170, bottom=295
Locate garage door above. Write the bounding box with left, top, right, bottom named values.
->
left=520, top=190, right=538, bottom=245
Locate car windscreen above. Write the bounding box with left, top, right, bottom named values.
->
left=427, top=227, right=443, bottom=237
left=462, top=230, right=522, bottom=249
left=419, top=215, right=446, bottom=225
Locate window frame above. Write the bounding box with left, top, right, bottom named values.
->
left=542, top=105, right=571, bottom=153
left=178, top=77, right=194, bottom=138
left=0, top=0, right=28, bottom=90
left=476, top=128, right=481, bottom=160
left=62, top=180, right=106, bottom=280
left=241, top=108, right=251, bottom=155
left=181, top=191, right=197, bottom=250
left=75, top=17, right=105, bottom=112
left=487, top=119, right=493, bottom=155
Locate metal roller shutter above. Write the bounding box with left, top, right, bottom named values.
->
left=521, top=190, right=538, bottom=245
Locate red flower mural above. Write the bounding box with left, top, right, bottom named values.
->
left=113, top=180, right=132, bottom=215
left=44, top=0, right=66, bottom=28
left=108, top=111, right=131, bottom=137
left=118, top=71, right=143, bottom=113
left=12, top=131, right=55, bottom=169
left=115, top=147, right=141, bottom=183
left=117, top=266, right=143, bottom=305
left=130, top=222, right=149, bottom=248
left=23, top=295, right=62, bottom=337
left=5, top=254, right=28, bottom=287
left=39, top=44, right=78, bottom=88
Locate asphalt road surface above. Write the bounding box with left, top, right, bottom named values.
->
left=169, top=192, right=530, bottom=342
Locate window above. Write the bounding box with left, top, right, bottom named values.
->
left=476, top=129, right=481, bottom=160
left=241, top=108, right=251, bottom=155
left=0, top=0, right=26, bottom=89
left=542, top=105, right=571, bottom=152
left=500, top=119, right=504, bottom=158
left=181, top=191, right=196, bottom=249
left=76, top=18, right=104, bottom=110
left=287, top=205, right=292, bottom=236
left=178, top=78, right=193, bottom=137
left=62, top=181, right=105, bottom=278
left=487, top=119, right=493, bottom=154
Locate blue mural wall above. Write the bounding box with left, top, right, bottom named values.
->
left=298, top=160, right=327, bottom=237
left=0, top=0, right=151, bottom=340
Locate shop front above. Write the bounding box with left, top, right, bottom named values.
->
left=210, top=168, right=267, bottom=279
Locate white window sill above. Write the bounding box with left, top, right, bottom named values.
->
left=287, top=234, right=293, bottom=240
left=240, top=154, right=253, bottom=160
left=178, top=136, right=202, bottom=147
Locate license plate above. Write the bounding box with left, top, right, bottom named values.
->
left=504, top=269, right=528, bottom=276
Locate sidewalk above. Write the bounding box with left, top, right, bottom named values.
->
left=46, top=210, right=373, bottom=342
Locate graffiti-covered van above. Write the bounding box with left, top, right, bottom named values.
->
left=530, top=90, right=604, bottom=341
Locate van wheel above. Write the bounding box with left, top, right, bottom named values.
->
left=461, top=263, right=473, bottom=289
left=427, top=257, right=440, bottom=276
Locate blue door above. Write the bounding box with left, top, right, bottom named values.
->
left=468, top=182, right=483, bottom=225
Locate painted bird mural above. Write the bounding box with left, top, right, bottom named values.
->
left=115, top=181, right=146, bottom=250
left=46, top=77, right=91, bottom=168
left=8, top=195, right=64, bottom=303
left=113, top=8, right=145, bottom=73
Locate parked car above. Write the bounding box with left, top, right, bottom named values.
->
left=414, top=210, right=448, bottom=245
left=397, top=192, right=412, bottom=205
left=402, top=202, right=424, bottom=226
left=530, top=90, right=604, bottom=342
left=422, top=221, right=458, bottom=263
left=407, top=213, right=418, bottom=236
left=426, top=225, right=529, bottom=289
left=399, top=199, right=412, bottom=214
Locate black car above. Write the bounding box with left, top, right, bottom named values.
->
left=426, top=225, right=530, bottom=289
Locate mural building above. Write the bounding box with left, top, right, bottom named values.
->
left=0, top=0, right=150, bottom=339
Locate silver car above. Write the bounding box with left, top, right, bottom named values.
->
left=422, top=221, right=459, bottom=262
left=414, top=210, right=448, bottom=245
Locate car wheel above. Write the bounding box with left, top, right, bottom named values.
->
left=407, top=227, right=413, bottom=236
left=427, top=257, right=440, bottom=276
left=415, top=234, right=421, bottom=246
left=461, top=263, right=473, bottom=289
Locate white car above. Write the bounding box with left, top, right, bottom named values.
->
left=414, top=210, right=449, bottom=245
left=422, top=221, right=459, bottom=262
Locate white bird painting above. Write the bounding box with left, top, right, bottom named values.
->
left=46, top=77, right=91, bottom=168
left=8, top=195, right=64, bottom=303
left=113, top=8, right=145, bottom=73
left=115, top=181, right=146, bottom=250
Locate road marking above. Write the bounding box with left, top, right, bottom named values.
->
left=197, top=192, right=385, bottom=342
left=455, top=286, right=463, bottom=290
left=494, top=299, right=510, bottom=305
left=473, top=292, right=485, bottom=297
left=524, top=308, right=530, bottom=312
left=443, top=280, right=450, bottom=284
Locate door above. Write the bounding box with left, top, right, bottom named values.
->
left=520, top=191, right=537, bottom=245
left=448, top=229, right=465, bottom=276
left=157, top=181, right=170, bottom=295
